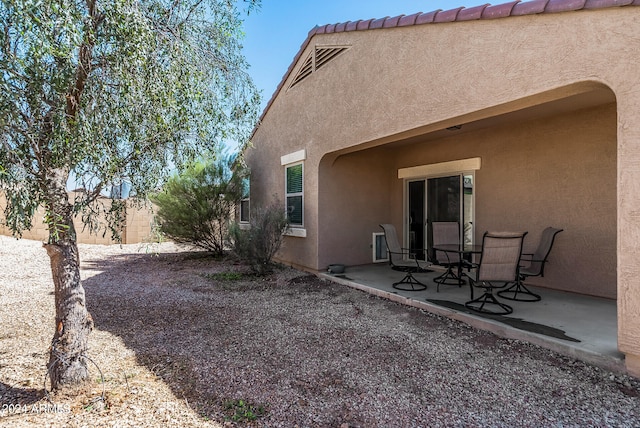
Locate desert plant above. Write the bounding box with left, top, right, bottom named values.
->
left=230, top=199, right=289, bottom=274
left=152, top=157, right=247, bottom=256
left=223, top=399, right=266, bottom=422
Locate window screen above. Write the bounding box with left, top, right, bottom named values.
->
left=286, top=163, right=303, bottom=226
left=240, top=199, right=250, bottom=222
left=240, top=178, right=250, bottom=223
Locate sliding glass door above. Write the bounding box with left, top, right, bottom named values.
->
left=427, top=176, right=461, bottom=224
left=408, top=180, right=426, bottom=260
left=407, top=174, right=474, bottom=261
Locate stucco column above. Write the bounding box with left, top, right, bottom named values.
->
left=626, top=354, right=640, bottom=378
left=617, top=94, right=640, bottom=378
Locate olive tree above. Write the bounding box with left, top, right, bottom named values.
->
left=0, top=0, right=260, bottom=390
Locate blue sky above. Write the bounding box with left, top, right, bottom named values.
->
left=242, top=0, right=477, bottom=113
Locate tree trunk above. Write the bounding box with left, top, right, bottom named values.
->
left=43, top=172, right=93, bottom=390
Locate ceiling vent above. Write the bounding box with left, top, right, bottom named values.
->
left=289, top=45, right=350, bottom=89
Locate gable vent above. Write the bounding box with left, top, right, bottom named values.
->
left=289, top=45, right=350, bottom=89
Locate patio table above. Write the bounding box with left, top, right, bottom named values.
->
left=432, top=244, right=483, bottom=284
left=433, top=244, right=483, bottom=254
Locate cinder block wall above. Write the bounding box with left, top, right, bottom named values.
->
left=0, top=193, right=156, bottom=245
left=124, top=202, right=158, bottom=244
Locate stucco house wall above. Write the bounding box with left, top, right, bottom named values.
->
left=317, top=150, right=395, bottom=271
left=316, top=103, right=616, bottom=299
left=245, top=3, right=640, bottom=376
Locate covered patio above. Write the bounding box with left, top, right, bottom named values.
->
left=321, top=264, right=622, bottom=374
left=247, top=3, right=640, bottom=376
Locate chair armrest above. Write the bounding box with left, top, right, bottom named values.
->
left=403, top=247, right=432, bottom=261
left=388, top=248, right=431, bottom=269
left=388, top=248, right=426, bottom=261
left=401, top=247, right=427, bottom=253
left=519, top=256, right=546, bottom=264
left=460, top=260, right=477, bottom=279
left=388, top=248, right=410, bottom=256
left=400, top=248, right=432, bottom=269
left=414, top=258, right=432, bottom=270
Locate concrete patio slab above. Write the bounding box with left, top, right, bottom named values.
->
left=320, top=263, right=624, bottom=374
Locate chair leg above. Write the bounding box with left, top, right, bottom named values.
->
left=433, top=265, right=465, bottom=291
left=465, top=290, right=513, bottom=315
left=393, top=272, right=427, bottom=291
left=497, top=280, right=541, bottom=302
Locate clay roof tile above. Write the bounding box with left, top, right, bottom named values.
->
left=458, top=4, right=491, bottom=20
left=356, top=19, right=374, bottom=30
left=345, top=20, right=359, bottom=31
left=584, top=0, right=633, bottom=8
left=434, top=7, right=465, bottom=22
left=546, top=0, right=587, bottom=12
left=383, top=15, right=404, bottom=28
left=369, top=17, right=388, bottom=29
left=482, top=1, right=521, bottom=18
left=398, top=12, right=421, bottom=26
left=512, top=0, right=550, bottom=15
left=415, top=10, right=440, bottom=24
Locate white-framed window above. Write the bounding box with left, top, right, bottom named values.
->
left=239, top=177, right=250, bottom=223
left=240, top=200, right=250, bottom=223
left=285, top=162, right=303, bottom=227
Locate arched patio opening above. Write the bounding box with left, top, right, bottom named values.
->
left=317, top=82, right=621, bottom=368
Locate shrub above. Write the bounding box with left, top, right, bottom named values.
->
left=230, top=199, right=289, bottom=274
left=151, top=157, right=246, bottom=255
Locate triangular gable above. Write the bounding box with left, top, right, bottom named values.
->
left=252, top=0, right=640, bottom=138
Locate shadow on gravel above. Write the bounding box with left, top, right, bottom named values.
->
left=81, top=250, right=640, bottom=427
left=80, top=250, right=444, bottom=425
left=83, top=250, right=380, bottom=425
left=0, top=381, right=43, bottom=406
left=426, top=299, right=581, bottom=342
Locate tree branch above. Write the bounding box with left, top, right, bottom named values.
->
left=65, top=0, right=105, bottom=121
left=83, top=182, right=103, bottom=206
left=183, top=0, right=205, bottom=26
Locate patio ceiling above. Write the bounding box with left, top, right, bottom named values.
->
left=391, top=85, right=616, bottom=147
left=331, top=83, right=615, bottom=157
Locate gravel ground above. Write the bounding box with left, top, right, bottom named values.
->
left=1, top=235, right=639, bottom=427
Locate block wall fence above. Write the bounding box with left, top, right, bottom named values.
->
left=0, top=193, right=156, bottom=245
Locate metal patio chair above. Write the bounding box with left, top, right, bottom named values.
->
left=380, top=224, right=432, bottom=291
left=498, top=227, right=564, bottom=302
left=432, top=221, right=465, bottom=291
left=464, top=231, right=527, bottom=315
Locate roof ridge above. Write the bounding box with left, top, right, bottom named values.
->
left=311, top=0, right=637, bottom=35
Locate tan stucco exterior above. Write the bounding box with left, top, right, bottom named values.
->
left=245, top=6, right=640, bottom=375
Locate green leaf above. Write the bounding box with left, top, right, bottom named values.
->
left=0, top=0, right=261, bottom=240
